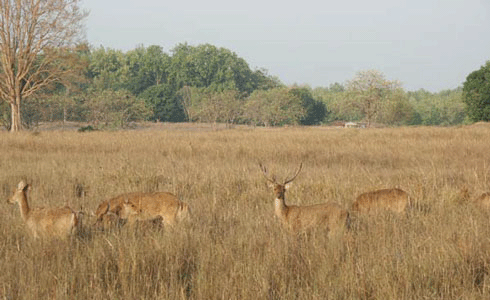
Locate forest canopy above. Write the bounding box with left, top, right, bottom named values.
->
left=0, top=43, right=476, bottom=129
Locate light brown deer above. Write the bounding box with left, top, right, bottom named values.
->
left=351, top=188, right=410, bottom=214
left=259, top=163, right=350, bottom=235
left=94, top=199, right=142, bottom=231
left=474, top=192, right=490, bottom=209
left=94, top=191, right=190, bottom=228
left=7, top=181, right=81, bottom=239
left=461, top=184, right=490, bottom=209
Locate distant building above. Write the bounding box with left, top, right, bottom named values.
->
left=344, top=122, right=367, bottom=128
left=344, top=122, right=358, bottom=128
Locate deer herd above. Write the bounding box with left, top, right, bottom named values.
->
left=6, top=162, right=488, bottom=240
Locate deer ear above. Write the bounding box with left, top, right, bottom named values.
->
left=100, top=203, right=109, bottom=215
left=285, top=182, right=293, bottom=189
left=267, top=181, right=275, bottom=188
left=17, top=180, right=27, bottom=190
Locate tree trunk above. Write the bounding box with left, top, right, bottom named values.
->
left=64, top=86, right=70, bottom=125
left=10, top=96, right=22, bottom=132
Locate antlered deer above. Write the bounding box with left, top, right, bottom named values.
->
left=7, top=181, right=81, bottom=239
left=351, top=188, right=410, bottom=214
left=259, top=163, right=350, bottom=235
left=94, top=191, right=190, bottom=228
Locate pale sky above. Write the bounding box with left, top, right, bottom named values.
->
left=82, top=0, right=489, bottom=92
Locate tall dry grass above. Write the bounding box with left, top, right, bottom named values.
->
left=1, top=124, right=490, bottom=299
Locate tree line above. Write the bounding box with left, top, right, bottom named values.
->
left=0, top=43, right=471, bottom=130
left=0, top=0, right=488, bottom=131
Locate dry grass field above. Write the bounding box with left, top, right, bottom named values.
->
left=2, top=123, right=490, bottom=299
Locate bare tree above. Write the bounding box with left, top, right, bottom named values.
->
left=178, top=85, right=193, bottom=121
left=346, top=70, right=402, bottom=127
left=0, top=0, right=88, bottom=131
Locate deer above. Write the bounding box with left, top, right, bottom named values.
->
left=93, top=199, right=142, bottom=231
left=473, top=192, right=490, bottom=209
left=351, top=188, right=411, bottom=214
left=93, top=191, right=190, bottom=228
left=259, top=163, right=350, bottom=235
left=7, top=181, right=81, bottom=239
left=459, top=185, right=490, bottom=209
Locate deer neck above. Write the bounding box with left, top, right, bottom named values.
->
left=16, top=193, right=30, bottom=222
left=274, top=196, right=288, bottom=221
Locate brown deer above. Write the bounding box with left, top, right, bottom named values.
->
left=94, top=191, right=190, bottom=228
left=7, top=181, right=81, bottom=239
left=259, top=163, right=350, bottom=235
left=93, top=199, right=142, bottom=231
left=351, top=188, right=411, bottom=214
left=474, top=192, right=490, bottom=209
left=460, top=184, right=490, bottom=209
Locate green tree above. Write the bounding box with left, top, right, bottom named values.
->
left=463, top=61, right=490, bottom=122
left=250, top=68, right=283, bottom=91
left=176, top=86, right=194, bottom=121
left=313, top=83, right=359, bottom=123
left=204, top=89, right=242, bottom=125
left=408, top=88, right=466, bottom=125
left=376, top=88, right=412, bottom=126
left=0, top=0, right=88, bottom=131
left=84, top=89, right=150, bottom=129
left=139, top=84, right=186, bottom=122
left=88, top=47, right=129, bottom=91
left=178, top=87, right=242, bottom=125
left=289, top=87, right=327, bottom=125
left=244, top=87, right=305, bottom=126
left=168, top=43, right=267, bottom=95
left=124, top=45, right=171, bottom=95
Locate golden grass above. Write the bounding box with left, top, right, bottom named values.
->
left=2, top=124, right=490, bottom=299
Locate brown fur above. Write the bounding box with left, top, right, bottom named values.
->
left=133, top=216, right=165, bottom=231
left=260, top=163, right=350, bottom=235
left=94, top=213, right=127, bottom=231
left=94, top=192, right=190, bottom=228
left=93, top=200, right=142, bottom=231
left=351, top=188, right=410, bottom=214
left=473, top=192, right=490, bottom=209
left=270, top=183, right=350, bottom=235
left=111, top=200, right=142, bottom=219
left=457, top=185, right=490, bottom=209
left=7, top=181, right=80, bottom=239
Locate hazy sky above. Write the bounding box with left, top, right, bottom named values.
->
left=82, top=0, right=489, bottom=92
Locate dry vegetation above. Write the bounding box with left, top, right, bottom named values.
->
left=2, top=124, right=490, bottom=299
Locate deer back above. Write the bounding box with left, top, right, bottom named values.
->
left=474, top=192, right=490, bottom=209
left=96, top=192, right=189, bottom=226
left=352, top=188, right=410, bottom=214
left=26, top=206, right=78, bottom=238
left=286, top=202, right=349, bottom=234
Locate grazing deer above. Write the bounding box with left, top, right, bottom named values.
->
left=351, top=188, right=410, bottom=214
left=94, top=191, right=190, bottom=228
left=474, top=192, right=490, bottom=209
left=259, top=163, right=350, bottom=235
left=457, top=184, right=490, bottom=210
left=93, top=199, right=142, bottom=231
left=7, top=181, right=81, bottom=239
left=94, top=212, right=126, bottom=231
left=464, top=186, right=490, bottom=209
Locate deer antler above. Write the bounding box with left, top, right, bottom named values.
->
left=284, top=163, right=303, bottom=185
left=259, top=162, right=277, bottom=184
